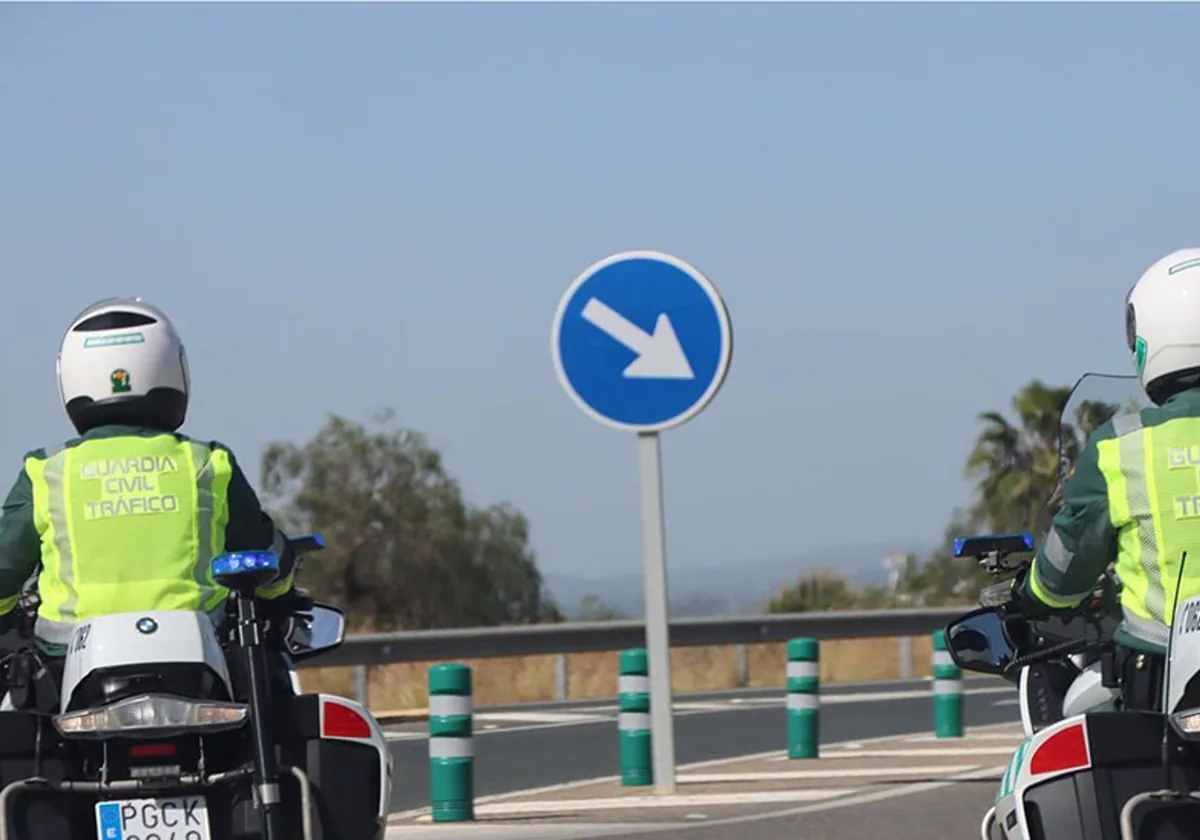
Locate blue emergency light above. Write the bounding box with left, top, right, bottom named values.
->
left=952, top=532, right=1035, bottom=559
left=210, top=551, right=281, bottom=589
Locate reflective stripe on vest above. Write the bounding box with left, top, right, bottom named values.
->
left=27, top=435, right=233, bottom=645
left=1096, top=415, right=1200, bottom=649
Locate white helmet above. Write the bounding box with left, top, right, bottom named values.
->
left=57, top=297, right=190, bottom=434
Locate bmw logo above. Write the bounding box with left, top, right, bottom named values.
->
left=136, top=617, right=158, bottom=635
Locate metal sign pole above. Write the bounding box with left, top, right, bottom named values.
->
left=637, top=430, right=676, bottom=794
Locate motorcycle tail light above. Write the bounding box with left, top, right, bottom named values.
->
left=54, top=693, right=248, bottom=739
left=321, top=697, right=372, bottom=739
left=1171, top=708, right=1200, bottom=739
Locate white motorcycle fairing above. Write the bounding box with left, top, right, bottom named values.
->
left=990, top=662, right=1132, bottom=839
left=314, top=693, right=396, bottom=822
left=1060, top=661, right=1120, bottom=719
left=991, top=664, right=1130, bottom=839
left=986, top=714, right=1094, bottom=840
left=59, top=609, right=233, bottom=713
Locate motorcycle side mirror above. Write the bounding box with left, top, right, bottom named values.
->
left=286, top=604, right=346, bottom=660
left=945, top=607, right=1016, bottom=676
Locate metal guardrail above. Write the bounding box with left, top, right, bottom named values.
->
left=297, top=607, right=966, bottom=669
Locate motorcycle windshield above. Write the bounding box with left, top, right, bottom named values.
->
left=1032, top=372, right=1149, bottom=534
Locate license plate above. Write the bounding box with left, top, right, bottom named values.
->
left=95, top=795, right=211, bottom=840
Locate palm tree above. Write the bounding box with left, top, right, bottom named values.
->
left=966, top=380, right=1072, bottom=534
left=966, top=380, right=1126, bottom=535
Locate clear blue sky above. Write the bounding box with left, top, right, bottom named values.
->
left=3, top=3, right=1200, bottom=583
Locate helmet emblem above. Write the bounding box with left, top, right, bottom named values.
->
left=110, top=368, right=131, bottom=394
left=1135, top=336, right=1148, bottom=375
left=135, top=617, right=158, bottom=635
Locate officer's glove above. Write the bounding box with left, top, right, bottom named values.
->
left=260, top=588, right=303, bottom=641
left=281, top=613, right=313, bottom=653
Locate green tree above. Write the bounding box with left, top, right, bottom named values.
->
left=851, top=584, right=894, bottom=609
left=260, top=412, right=563, bottom=631
left=766, top=568, right=858, bottom=613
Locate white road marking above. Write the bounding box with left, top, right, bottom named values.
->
left=738, top=686, right=1014, bottom=706
left=679, top=764, right=980, bottom=782
left=386, top=824, right=663, bottom=839
left=413, top=788, right=862, bottom=818
left=632, top=764, right=1012, bottom=832
left=673, top=702, right=737, bottom=712
left=475, top=711, right=610, bottom=724
left=801, top=746, right=1016, bottom=758
left=905, top=732, right=1023, bottom=743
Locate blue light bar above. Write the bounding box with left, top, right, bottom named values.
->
left=952, top=532, right=1035, bottom=558
left=210, top=551, right=280, bottom=579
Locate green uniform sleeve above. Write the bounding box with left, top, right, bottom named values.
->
left=222, top=449, right=278, bottom=552
left=216, top=445, right=296, bottom=599
left=0, top=463, right=42, bottom=616
left=1029, top=433, right=1117, bottom=608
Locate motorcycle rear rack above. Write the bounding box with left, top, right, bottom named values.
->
left=0, top=763, right=314, bottom=840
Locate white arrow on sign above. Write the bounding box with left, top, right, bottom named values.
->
left=581, top=297, right=695, bottom=380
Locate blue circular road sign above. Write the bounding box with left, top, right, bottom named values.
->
left=551, top=250, right=733, bottom=433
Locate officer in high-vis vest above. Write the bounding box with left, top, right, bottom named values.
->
left=1014, top=247, right=1200, bottom=711
left=0, top=297, right=296, bottom=657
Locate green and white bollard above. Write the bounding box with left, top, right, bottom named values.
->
left=787, top=637, right=820, bottom=759
left=618, top=648, right=652, bottom=786
left=932, top=630, right=964, bottom=738
left=429, top=663, right=474, bottom=821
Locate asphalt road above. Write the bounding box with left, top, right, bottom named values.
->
left=624, top=778, right=999, bottom=840
left=388, top=772, right=1002, bottom=840
left=385, top=677, right=1019, bottom=813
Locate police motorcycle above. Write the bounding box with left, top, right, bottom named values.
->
left=0, top=535, right=394, bottom=840
left=944, top=372, right=1200, bottom=840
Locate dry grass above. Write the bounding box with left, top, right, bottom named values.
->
left=298, top=635, right=936, bottom=711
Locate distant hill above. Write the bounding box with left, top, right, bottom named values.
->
left=543, top=540, right=938, bottom=619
